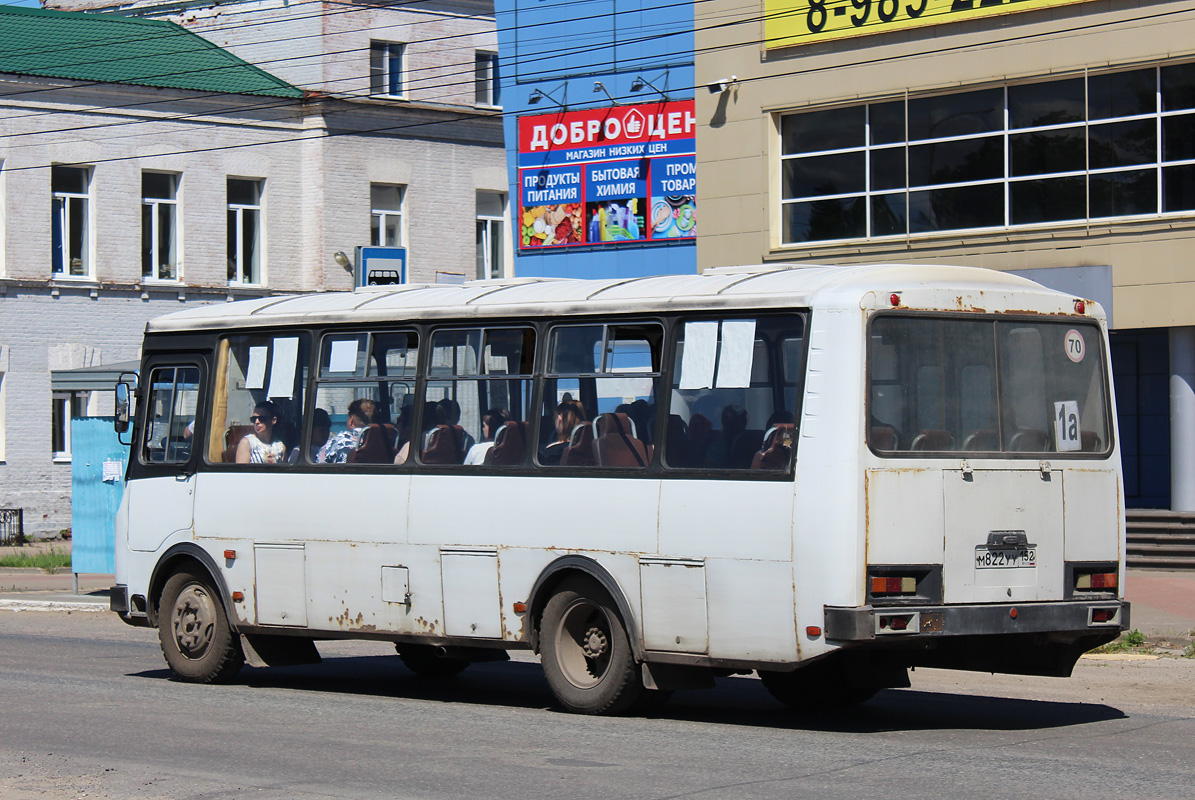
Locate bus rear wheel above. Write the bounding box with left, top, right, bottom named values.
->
left=157, top=569, right=244, bottom=684
left=540, top=577, right=642, bottom=715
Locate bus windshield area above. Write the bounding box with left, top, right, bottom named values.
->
left=868, top=316, right=1111, bottom=455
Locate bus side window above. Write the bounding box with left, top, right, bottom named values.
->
left=421, top=327, right=534, bottom=468
left=311, top=331, right=414, bottom=465
left=665, top=315, right=805, bottom=472
left=540, top=323, right=661, bottom=469
left=207, top=334, right=309, bottom=465
left=141, top=366, right=200, bottom=465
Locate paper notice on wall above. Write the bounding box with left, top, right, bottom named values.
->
left=101, top=460, right=123, bottom=482
left=328, top=339, right=359, bottom=373
left=267, top=337, right=300, bottom=399
left=245, top=346, right=268, bottom=389
left=1054, top=400, right=1081, bottom=451
left=715, top=319, right=756, bottom=389
left=679, top=321, right=717, bottom=390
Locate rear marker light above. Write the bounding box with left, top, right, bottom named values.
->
left=512, top=602, right=527, bottom=614
left=231, top=591, right=244, bottom=602
left=1076, top=572, right=1118, bottom=590
left=1092, top=608, right=1115, bottom=623
left=1074, top=300, right=1086, bottom=314
left=1009, top=608, right=1018, bottom=619
left=806, top=626, right=822, bottom=638
left=224, top=550, right=236, bottom=561
left=871, top=576, right=917, bottom=595
left=890, top=293, right=901, bottom=307
left=875, top=612, right=920, bottom=634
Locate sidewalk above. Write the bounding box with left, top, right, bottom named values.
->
left=0, top=540, right=112, bottom=612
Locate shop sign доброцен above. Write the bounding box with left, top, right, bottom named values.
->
left=517, top=100, right=696, bottom=250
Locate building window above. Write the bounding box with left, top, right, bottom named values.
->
left=52, top=391, right=88, bottom=462
left=51, top=166, right=90, bottom=277
left=227, top=178, right=262, bottom=285
left=370, top=184, right=404, bottom=247
left=475, top=191, right=505, bottom=279
left=475, top=52, right=500, bottom=107
left=779, top=61, right=1195, bottom=245
left=370, top=41, right=405, bottom=98
left=142, top=172, right=179, bottom=281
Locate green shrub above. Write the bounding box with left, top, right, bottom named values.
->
left=0, top=547, right=72, bottom=572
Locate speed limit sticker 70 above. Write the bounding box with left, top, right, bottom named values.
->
left=1064, top=329, right=1085, bottom=363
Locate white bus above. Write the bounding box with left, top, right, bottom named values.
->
left=111, top=264, right=1128, bottom=714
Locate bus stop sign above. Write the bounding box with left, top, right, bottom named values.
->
left=355, top=246, right=407, bottom=287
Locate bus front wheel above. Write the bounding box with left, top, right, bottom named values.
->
left=540, top=577, right=642, bottom=715
left=157, top=569, right=244, bottom=684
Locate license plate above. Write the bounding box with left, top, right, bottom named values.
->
left=975, top=546, right=1037, bottom=569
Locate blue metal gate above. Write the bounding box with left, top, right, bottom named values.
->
left=71, top=416, right=125, bottom=575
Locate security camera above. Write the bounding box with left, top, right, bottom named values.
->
left=707, top=76, right=737, bottom=94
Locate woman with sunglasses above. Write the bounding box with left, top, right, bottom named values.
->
left=236, top=400, right=287, bottom=464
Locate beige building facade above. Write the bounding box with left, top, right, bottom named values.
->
left=695, top=0, right=1195, bottom=510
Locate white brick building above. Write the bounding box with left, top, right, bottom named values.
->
left=1, top=4, right=506, bottom=537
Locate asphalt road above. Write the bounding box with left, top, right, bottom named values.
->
left=1, top=611, right=1192, bottom=800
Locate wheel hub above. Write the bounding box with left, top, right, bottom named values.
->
left=582, top=626, right=608, bottom=659
left=172, top=585, right=215, bottom=657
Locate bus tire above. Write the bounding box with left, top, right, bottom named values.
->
left=157, top=569, right=244, bottom=684
left=396, top=644, right=470, bottom=678
left=540, top=577, right=642, bottom=715
left=758, top=661, right=881, bottom=712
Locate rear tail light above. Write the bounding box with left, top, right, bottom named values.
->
left=870, top=576, right=917, bottom=595
left=1091, top=608, right=1115, bottom=623
left=1075, top=571, right=1118, bottom=591
left=875, top=611, right=920, bottom=635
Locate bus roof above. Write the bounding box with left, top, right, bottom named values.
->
left=146, top=264, right=1095, bottom=333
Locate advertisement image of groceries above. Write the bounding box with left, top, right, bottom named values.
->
left=517, top=101, right=696, bottom=250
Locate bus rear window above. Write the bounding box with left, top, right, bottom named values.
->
left=868, top=316, right=1110, bottom=456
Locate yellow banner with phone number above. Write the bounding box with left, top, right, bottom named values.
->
left=764, top=0, right=1096, bottom=49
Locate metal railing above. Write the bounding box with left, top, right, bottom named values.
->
left=0, top=508, right=24, bottom=545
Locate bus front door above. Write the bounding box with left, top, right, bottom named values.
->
left=127, top=360, right=204, bottom=553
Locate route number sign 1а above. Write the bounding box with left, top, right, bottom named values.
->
left=763, top=0, right=1098, bottom=49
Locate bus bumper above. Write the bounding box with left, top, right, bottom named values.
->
left=824, top=599, right=1130, bottom=641
left=109, top=584, right=152, bottom=628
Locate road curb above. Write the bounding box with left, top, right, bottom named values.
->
left=0, top=598, right=107, bottom=613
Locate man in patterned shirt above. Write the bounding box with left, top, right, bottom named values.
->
left=317, top=398, right=377, bottom=463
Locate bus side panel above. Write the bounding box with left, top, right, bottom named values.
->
left=705, top=559, right=798, bottom=661
left=657, top=480, right=794, bottom=562
left=791, top=308, right=867, bottom=661
left=407, top=474, right=660, bottom=553
left=1062, top=469, right=1122, bottom=563
left=193, top=472, right=412, bottom=545
left=865, top=469, right=945, bottom=565
left=302, top=541, right=443, bottom=635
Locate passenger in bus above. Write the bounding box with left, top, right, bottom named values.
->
left=308, top=408, right=332, bottom=462
left=540, top=399, right=586, bottom=466
left=394, top=401, right=439, bottom=465
left=704, top=404, right=749, bottom=468
left=432, top=398, right=475, bottom=455
left=615, top=400, right=653, bottom=444
left=464, top=409, right=510, bottom=465
left=236, top=401, right=287, bottom=464
left=317, top=398, right=377, bottom=463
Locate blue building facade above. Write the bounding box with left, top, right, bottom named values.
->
left=495, top=0, right=696, bottom=279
